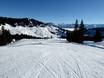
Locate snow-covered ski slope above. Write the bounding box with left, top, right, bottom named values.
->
left=0, top=38, right=104, bottom=78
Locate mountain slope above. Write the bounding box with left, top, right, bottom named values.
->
left=0, top=17, right=58, bottom=39
left=1, top=24, right=55, bottom=38
left=0, top=38, right=104, bottom=78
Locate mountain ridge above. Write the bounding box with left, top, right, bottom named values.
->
left=0, top=16, right=44, bottom=27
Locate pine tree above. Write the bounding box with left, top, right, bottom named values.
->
left=94, top=29, right=102, bottom=42
left=79, top=20, right=86, bottom=33
left=0, top=26, right=12, bottom=46
left=66, top=31, right=73, bottom=42
left=72, top=19, right=79, bottom=42
left=66, top=20, right=86, bottom=43
left=66, top=19, right=79, bottom=43
left=66, top=31, right=70, bottom=42
left=78, top=20, right=86, bottom=43
left=75, top=19, right=78, bottom=30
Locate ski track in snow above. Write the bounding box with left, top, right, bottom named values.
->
left=0, top=38, right=104, bottom=78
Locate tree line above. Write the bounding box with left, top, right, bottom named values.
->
left=0, top=19, right=103, bottom=46
left=66, top=20, right=102, bottom=43
left=0, top=26, right=42, bottom=46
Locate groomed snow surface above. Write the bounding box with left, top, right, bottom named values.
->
left=0, top=38, right=104, bottom=78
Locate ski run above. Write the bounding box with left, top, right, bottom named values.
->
left=0, top=38, right=104, bottom=78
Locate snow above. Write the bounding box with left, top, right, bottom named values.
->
left=63, top=28, right=74, bottom=31
left=0, top=38, right=104, bottom=78
left=84, top=40, right=104, bottom=49
left=0, top=24, right=56, bottom=38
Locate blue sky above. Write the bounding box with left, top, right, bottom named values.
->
left=0, top=0, right=104, bottom=24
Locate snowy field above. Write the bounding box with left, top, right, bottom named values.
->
left=0, top=38, right=104, bottom=78
left=84, top=40, right=104, bottom=49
